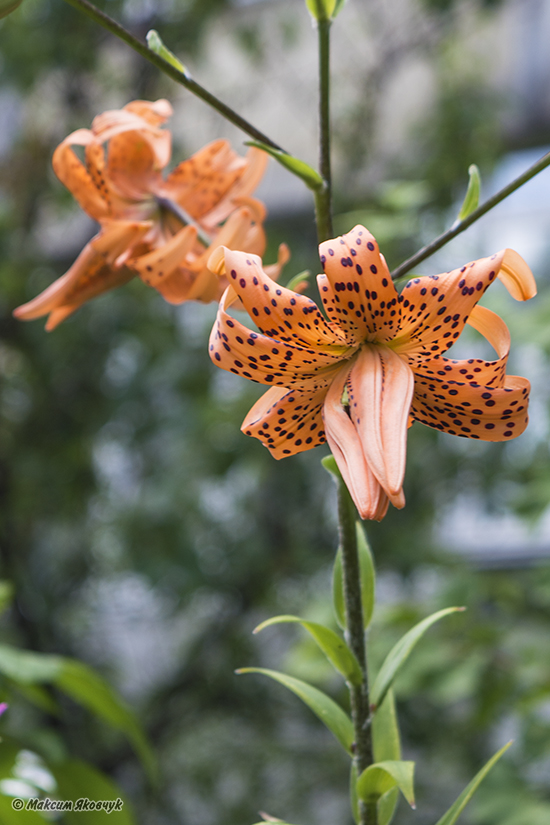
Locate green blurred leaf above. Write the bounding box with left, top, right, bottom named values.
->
left=332, top=549, right=346, bottom=630
left=50, top=758, right=135, bottom=824
left=370, top=607, right=464, bottom=709
left=0, top=645, right=62, bottom=684
left=372, top=690, right=401, bottom=825
left=285, top=270, right=310, bottom=292
left=146, top=29, right=190, bottom=76
left=0, top=796, right=46, bottom=824
left=0, top=582, right=14, bottom=616
left=0, top=0, right=23, bottom=20
left=433, top=742, right=511, bottom=825
left=55, top=661, right=156, bottom=781
left=10, top=681, right=59, bottom=715
left=305, top=0, right=334, bottom=21
left=357, top=761, right=415, bottom=808
left=254, top=615, right=362, bottom=685
left=237, top=667, right=353, bottom=753
left=332, top=0, right=347, bottom=15
left=456, top=164, right=481, bottom=222
left=350, top=763, right=360, bottom=824
left=0, top=646, right=154, bottom=778
left=245, top=142, right=323, bottom=191
left=332, top=523, right=376, bottom=630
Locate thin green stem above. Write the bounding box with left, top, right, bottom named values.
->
left=336, top=479, right=376, bottom=825
left=391, top=147, right=550, bottom=280
left=61, top=0, right=286, bottom=153
left=315, top=12, right=333, bottom=242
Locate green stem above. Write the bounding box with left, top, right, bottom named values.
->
left=336, top=478, right=376, bottom=825
left=61, top=0, right=286, bottom=153
left=315, top=13, right=334, bottom=242
left=391, top=147, right=550, bottom=280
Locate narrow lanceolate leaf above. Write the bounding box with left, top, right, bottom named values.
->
left=350, top=763, right=360, bottom=825
left=372, top=689, right=401, bottom=762
left=254, top=615, right=362, bottom=685
left=0, top=645, right=155, bottom=779
left=456, top=164, right=481, bottom=223
left=55, top=660, right=157, bottom=781
left=332, top=523, right=376, bottom=631
left=332, top=0, right=348, bottom=15
left=245, top=141, right=324, bottom=191
left=357, top=761, right=415, bottom=808
left=305, top=0, right=335, bottom=21
left=433, top=742, right=512, bottom=825
left=236, top=667, right=354, bottom=754
left=370, top=607, right=465, bottom=710
left=0, top=581, right=13, bottom=616
left=355, top=522, right=376, bottom=627
left=146, top=30, right=191, bottom=77
left=372, top=690, right=401, bottom=825
left=285, top=270, right=311, bottom=292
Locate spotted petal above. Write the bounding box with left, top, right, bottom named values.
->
left=323, top=365, right=390, bottom=521
left=210, top=247, right=349, bottom=352
left=241, top=385, right=328, bottom=458
left=201, top=146, right=269, bottom=230
left=410, top=304, right=529, bottom=440
left=13, top=236, right=137, bottom=330
left=392, top=249, right=535, bottom=364
left=91, top=99, right=172, bottom=170
left=318, top=225, right=401, bottom=346
left=162, top=139, right=247, bottom=222
left=52, top=130, right=111, bottom=221
left=209, top=287, right=350, bottom=390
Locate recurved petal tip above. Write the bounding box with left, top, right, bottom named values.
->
left=208, top=246, right=228, bottom=276
left=499, top=248, right=537, bottom=300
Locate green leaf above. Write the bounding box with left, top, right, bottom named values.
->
left=370, top=607, right=465, bottom=709
left=332, top=549, right=346, bottom=629
left=10, top=681, right=59, bottom=715
left=456, top=164, right=481, bottom=222
left=372, top=689, right=401, bottom=762
left=0, top=645, right=62, bottom=684
left=285, top=270, right=310, bottom=292
left=254, top=615, right=362, bottom=685
left=332, top=523, right=376, bottom=630
left=0, top=796, right=47, bottom=824
left=372, top=691, right=401, bottom=825
left=0, top=0, right=23, bottom=20
left=55, top=661, right=156, bottom=781
left=245, top=142, right=323, bottom=192
left=237, top=667, right=353, bottom=753
left=0, top=582, right=14, bottom=616
left=356, top=522, right=376, bottom=627
left=350, top=763, right=360, bottom=824
left=305, top=0, right=335, bottom=21
left=433, top=742, right=512, bottom=825
left=50, top=758, right=135, bottom=824
left=332, top=0, right=347, bottom=15
left=0, top=646, right=154, bottom=779
left=146, top=30, right=190, bottom=77
left=357, top=761, right=415, bottom=808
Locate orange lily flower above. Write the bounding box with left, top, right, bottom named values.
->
left=208, top=225, right=536, bottom=521
left=14, top=99, right=269, bottom=330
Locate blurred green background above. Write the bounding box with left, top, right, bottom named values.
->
left=1, top=0, right=550, bottom=823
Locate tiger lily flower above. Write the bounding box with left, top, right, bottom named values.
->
left=208, top=225, right=536, bottom=521
left=14, top=99, right=269, bottom=330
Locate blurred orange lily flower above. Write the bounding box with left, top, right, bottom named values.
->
left=208, top=225, right=536, bottom=521
left=14, top=99, right=270, bottom=330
